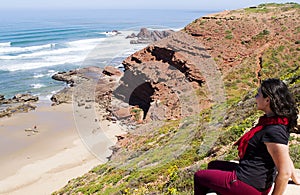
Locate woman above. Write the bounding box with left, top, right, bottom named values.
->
left=194, top=78, right=299, bottom=195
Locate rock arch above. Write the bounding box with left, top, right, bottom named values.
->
left=129, top=82, right=154, bottom=118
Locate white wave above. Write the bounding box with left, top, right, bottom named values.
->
left=0, top=47, right=81, bottom=60
left=46, top=55, right=85, bottom=63
left=46, top=71, right=57, bottom=77
left=51, top=90, right=60, bottom=94
left=30, top=83, right=45, bottom=89
left=84, top=32, right=145, bottom=61
left=0, top=35, right=140, bottom=71
left=98, top=31, right=120, bottom=37
left=33, top=74, right=45, bottom=78
left=1, top=57, right=83, bottom=71
left=37, top=90, right=60, bottom=101
left=39, top=95, right=52, bottom=101
left=43, top=90, right=61, bottom=100
left=0, top=43, right=53, bottom=55
left=115, top=64, right=124, bottom=68
left=0, top=38, right=106, bottom=61
left=0, top=42, right=11, bottom=47
left=67, top=37, right=106, bottom=47
left=46, top=70, right=58, bottom=77
left=0, top=38, right=103, bottom=71
left=171, top=27, right=183, bottom=32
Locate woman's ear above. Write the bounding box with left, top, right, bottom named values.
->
left=265, top=97, right=270, bottom=104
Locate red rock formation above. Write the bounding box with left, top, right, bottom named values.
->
left=117, top=31, right=224, bottom=121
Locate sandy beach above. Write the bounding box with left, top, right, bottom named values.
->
left=0, top=101, right=124, bottom=194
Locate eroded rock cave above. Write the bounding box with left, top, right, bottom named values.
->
left=129, top=82, right=154, bottom=118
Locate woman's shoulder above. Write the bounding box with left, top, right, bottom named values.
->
left=261, top=124, right=289, bottom=144
left=263, top=124, right=289, bottom=137
left=263, top=124, right=288, bottom=132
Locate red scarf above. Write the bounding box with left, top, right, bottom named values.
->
left=234, top=115, right=289, bottom=159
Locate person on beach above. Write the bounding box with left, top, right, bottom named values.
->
left=194, top=78, right=300, bottom=195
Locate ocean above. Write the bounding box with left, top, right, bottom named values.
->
left=0, top=9, right=216, bottom=100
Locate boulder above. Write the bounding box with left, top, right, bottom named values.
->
left=113, top=107, right=131, bottom=120
left=126, top=33, right=136, bottom=39
left=50, top=88, right=73, bottom=104
left=0, top=94, right=5, bottom=101
left=51, top=70, right=77, bottom=85
left=136, top=28, right=151, bottom=39
left=103, top=66, right=123, bottom=77
left=12, top=93, right=39, bottom=102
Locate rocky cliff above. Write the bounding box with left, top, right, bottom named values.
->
left=53, top=3, right=300, bottom=195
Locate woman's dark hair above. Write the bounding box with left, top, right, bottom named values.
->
left=261, top=78, right=298, bottom=131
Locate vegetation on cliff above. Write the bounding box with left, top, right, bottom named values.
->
left=53, top=3, right=300, bottom=194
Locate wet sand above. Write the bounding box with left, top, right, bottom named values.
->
left=0, top=101, right=124, bottom=194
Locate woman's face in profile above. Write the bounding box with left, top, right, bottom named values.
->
left=255, top=88, right=269, bottom=112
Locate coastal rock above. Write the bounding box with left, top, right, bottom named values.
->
left=50, top=88, right=73, bottom=104
left=113, top=107, right=131, bottom=120
left=123, top=44, right=205, bottom=85
left=0, top=93, right=38, bottom=118
left=0, top=93, right=38, bottom=104
left=112, top=30, right=121, bottom=35
left=12, top=93, right=39, bottom=102
left=50, top=64, right=126, bottom=128
left=127, top=28, right=174, bottom=44
left=0, top=111, right=11, bottom=118
left=115, top=31, right=215, bottom=121
left=50, top=66, right=104, bottom=105
left=105, top=30, right=121, bottom=36
left=51, top=70, right=80, bottom=86
left=126, top=33, right=136, bottom=39
left=0, top=94, right=4, bottom=101
left=0, top=102, right=37, bottom=118
left=103, top=66, right=123, bottom=77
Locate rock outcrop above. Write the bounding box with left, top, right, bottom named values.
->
left=50, top=66, right=124, bottom=120
left=126, top=28, right=174, bottom=44
left=0, top=93, right=38, bottom=118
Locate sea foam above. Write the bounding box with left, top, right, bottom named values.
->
left=30, top=83, right=45, bottom=89
left=0, top=37, right=107, bottom=71
left=0, top=42, right=11, bottom=47
left=0, top=43, right=53, bottom=55
left=33, top=74, right=45, bottom=78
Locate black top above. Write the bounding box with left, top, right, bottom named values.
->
left=236, top=124, right=289, bottom=191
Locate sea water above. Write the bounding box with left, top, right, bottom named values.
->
left=0, top=9, right=216, bottom=100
